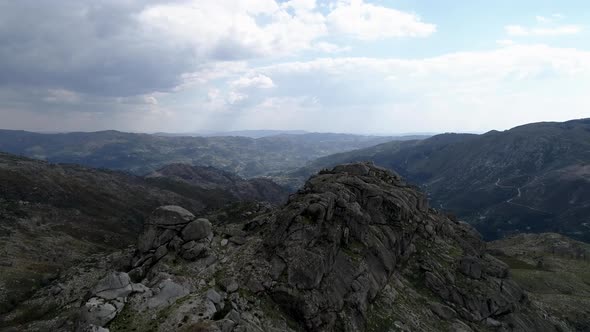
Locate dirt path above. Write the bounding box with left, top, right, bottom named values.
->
left=495, top=178, right=550, bottom=214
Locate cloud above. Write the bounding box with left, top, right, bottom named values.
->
left=313, top=42, right=351, bottom=53
left=2, top=2, right=587, bottom=134
left=506, top=24, right=582, bottom=37
left=139, top=0, right=328, bottom=59
left=214, top=44, right=590, bottom=132
left=4, top=43, right=590, bottom=133
left=506, top=15, right=582, bottom=37
left=0, top=0, right=323, bottom=98
left=327, top=0, right=436, bottom=40
left=228, top=91, right=248, bottom=105
left=0, top=0, right=433, bottom=101
left=230, top=74, right=275, bottom=90
left=0, top=1, right=198, bottom=97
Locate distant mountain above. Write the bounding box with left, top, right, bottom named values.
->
left=204, top=129, right=310, bottom=138
left=155, top=130, right=434, bottom=139
left=0, top=129, right=416, bottom=177
left=283, top=119, right=590, bottom=241
left=147, top=163, right=289, bottom=204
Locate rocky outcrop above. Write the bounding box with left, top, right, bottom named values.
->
left=3, top=163, right=572, bottom=332
left=130, top=205, right=214, bottom=281
left=263, top=163, right=424, bottom=331
left=78, top=272, right=149, bottom=331
left=261, top=163, right=564, bottom=331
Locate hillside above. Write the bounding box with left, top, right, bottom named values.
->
left=0, top=129, right=408, bottom=177
left=0, top=153, right=285, bottom=316
left=282, top=119, right=590, bottom=241
left=1, top=163, right=569, bottom=331
left=147, top=163, right=289, bottom=205
left=489, top=233, right=590, bottom=330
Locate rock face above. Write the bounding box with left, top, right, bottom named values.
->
left=264, top=163, right=424, bottom=330
left=3, top=163, right=573, bottom=332
left=262, top=163, right=561, bottom=331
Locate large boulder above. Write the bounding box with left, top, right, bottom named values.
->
left=181, top=218, right=212, bottom=241
left=80, top=297, right=124, bottom=327
left=147, top=279, right=190, bottom=308
left=146, top=205, right=195, bottom=227
left=92, top=272, right=133, bottom=300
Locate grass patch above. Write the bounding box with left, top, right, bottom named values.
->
left=0, top=303, right=57, bottom=328
left=496, top=255, right=540, bottom=270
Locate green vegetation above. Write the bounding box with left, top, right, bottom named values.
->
left=490, top=233, right=590, bottom=330
left=496, top=255, right=540, bottom=270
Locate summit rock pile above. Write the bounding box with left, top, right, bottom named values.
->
left=260, top=163, right=563, bottom=331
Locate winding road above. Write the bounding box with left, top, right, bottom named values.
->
left=494, top=178, right=550, bottom=214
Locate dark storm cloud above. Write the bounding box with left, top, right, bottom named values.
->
left=0, top=0, right=201, bottom=97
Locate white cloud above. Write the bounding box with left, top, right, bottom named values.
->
left=138, top=0, right=328, bottom=58
left=228, top=91, right=248, bottom=104
left=143, top=96, right=159, bottom=105
left=265, top=44, right=590, bottom=87
left=327, top=0, right=436, bottom=40
left=139, top=0, right=435, bottom=59
left=230, top=74, right=275, bottom=90
left=216, top=44, right=590, bottom=132
left=505, top=24, right=581, bottom=37
left=180, top=62, right=251, bottom=91
left=11, top=43, right=589, bottom=133
left=0, top=0, right=438, bottom=102
left=313, top=42, right=351, bottom=53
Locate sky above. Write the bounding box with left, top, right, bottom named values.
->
left=1, top=0, right=589, bottom=134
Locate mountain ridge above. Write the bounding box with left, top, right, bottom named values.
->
left=279, top=118, right=590, bottom=241
left=0, top=129, right=408, bottom=177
